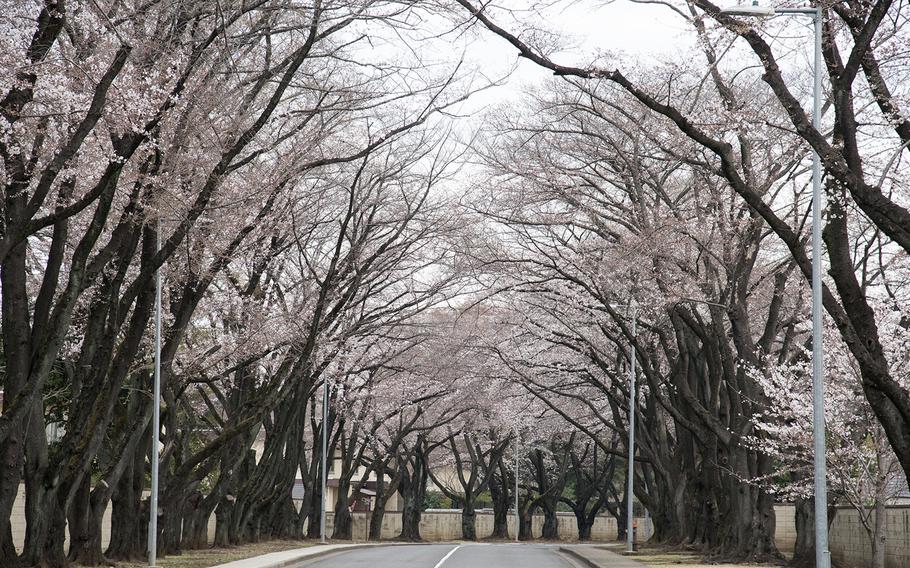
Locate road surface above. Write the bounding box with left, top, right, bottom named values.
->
left=292, top=543, right=584, bottom=568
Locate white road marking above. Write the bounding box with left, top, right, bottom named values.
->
left=432, top=544, right=461, bottom=568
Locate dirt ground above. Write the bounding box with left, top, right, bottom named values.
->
left=113, top=540, right=312, bottom=568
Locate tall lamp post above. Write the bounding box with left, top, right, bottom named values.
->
left=625, top=308, right=637, bottom=554
left=718, top=4, right=829, bottom=568
left=607, top=302, right=639, bottom=553
left=320, top=377, right=329, bottom=544
left=514, top=431, right=520, bottom=543
left=148, top=222, right=162, bottom=568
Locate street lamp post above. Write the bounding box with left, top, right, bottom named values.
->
left=514, top=433, right=520, bottom=543
left=606, top=301, right=639, bottom=553
left=320, top=377, right=329, bottom=544
left=718, top=4, right=829, bottom=567
left=625, top=310, right=637, bottom=554
left=148, top=221, right=162, bottom=568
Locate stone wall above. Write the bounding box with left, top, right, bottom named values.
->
left=826, top=506, right=910, bottom=568
left=772, top=504, right=910, bottom=568
left=774, top=504, right=797, bottom=554
left=325, top=510, right=654, bottom=542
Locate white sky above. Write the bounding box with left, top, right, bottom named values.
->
left=449, top=0, right=698, bottom=110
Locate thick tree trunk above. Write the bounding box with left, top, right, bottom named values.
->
left=791, top=497, right=815, bottom=568
left=43, top=501, right=70, bottom=568
left=160, top=492, right=184, bottom=556
left=488, top=470, right=510, bottom=539
left=266, top=494, right=299, bottom=540
left=106, top=458, right=146, bottom=560
left=518, top=501, right=534, bottom=541
left=21, top=477, right=52, bottom=564
left=369, top=499, right=386, bottom=540
left=574, top=510, right=593, bottom=541
left=399, top=498, right=422, bottom=541
left=214, top=496, right=235, bottom=548
left=461, top=505, right=477, bottom=541
left=0, top=523, right=19, bottom=568
left=0, top=241, right=29, bottom=568
left=332, top=479, right=353, bottom=540
left=397, top=451, right=427, bottom=542
left=541, top=507, right=559, bottom=540
left=398, top=478, right=424, bottom=542
left=304, top=490, right=322, bottom=539
left=67, top=476, right=107, bottom=566
left=704, top=453, right=776, bottom=560
left=180, top=491, right=211, bottom=550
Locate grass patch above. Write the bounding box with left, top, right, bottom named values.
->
left=112, top=540, right=312, bottom=568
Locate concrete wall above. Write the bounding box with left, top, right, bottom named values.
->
left=827, top=506, right=910, bottom=568
left=774, top=504, right=910, bottom=568
left=324, top=510, right=654, bottom=542
left=10, top=484, right=216, bottom=552
left=774, top=504, right=797, bottom=554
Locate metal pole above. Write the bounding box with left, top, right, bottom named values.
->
left=320, top=378, right=329, bottom=543
left=148, top=221, right=162, bottom=568
left=626, top=313, right=637, bottom=553
left=514, top=434, right=519, bottom=542
left=810, top=9, right=830, bottom=568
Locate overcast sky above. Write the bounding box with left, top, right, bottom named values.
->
left=450, top=0, right=698, bottom=110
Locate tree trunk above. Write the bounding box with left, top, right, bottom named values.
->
left=788, top=500, right=839, bottom=567
left=214, top=496, right=235, bottom=548
left=159, top=492, right=183, bottom=556
left=489, top=469, right=510, bottom=539
left=106, top=457, right=146, bottom=560
left=0, top=240, right=30, bottom=568
left=67, top=476, right=107, bottom=566
left=397, top=451, right=428, bottom=542
left=43, top=501, right=70, bottom=568
left=369, top=498, right=385, bottom=541
left=332, top=478, right=353, bottom=540
left=304, top=484, right=322, bottom=539
left=180, top=491, right=210, bottom=550
left=518, top=501, right=534, bottom=541
left=461, top=505, right=477, bottom=541
left=541, top=507, right=559, bottom=540
left=0, top=523, right=19, bottom=568
left=398, top=475, right=424, bottom=542
left=574, top=510, right=593, bottom=541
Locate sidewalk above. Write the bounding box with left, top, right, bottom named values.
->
left=211, top=543, right=378, bottom=568
left=560, top=545, right=648, bottom=568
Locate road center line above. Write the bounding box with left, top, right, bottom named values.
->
left=432, top=545, right=461, bottom=568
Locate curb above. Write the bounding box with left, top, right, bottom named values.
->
left=558, top=547, right=601, bottom=568
left=211, top=543, right=384, bottom=568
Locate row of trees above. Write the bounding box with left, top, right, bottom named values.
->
left=0, top=0, right=495, bottom=565
left=453, top=0, right=910, bottom=566
left=0, top=3, right=631, bottom=566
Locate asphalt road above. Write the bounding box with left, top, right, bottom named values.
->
left=293, top=543, right=583, bottom=568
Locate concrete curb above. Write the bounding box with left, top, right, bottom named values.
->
left=558, top=547, right=600, bottom=568
left=557, top=546, right=646, bottom=568
left=211, top=543, right=384, bottom=568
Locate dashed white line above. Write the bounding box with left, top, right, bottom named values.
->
left=432, top=544, right=461, bottom=568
